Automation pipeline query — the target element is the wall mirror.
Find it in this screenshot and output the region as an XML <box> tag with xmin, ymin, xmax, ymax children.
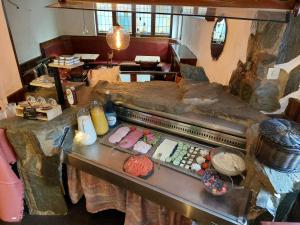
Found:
<box><xmin>211</xmin><ymin>18</ymin><xmax>227</xmax><ymax>60</ymax></box>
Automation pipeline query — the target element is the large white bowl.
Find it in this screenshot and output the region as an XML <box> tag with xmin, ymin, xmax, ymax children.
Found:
<box><xmin>211</xmin><ymin>147</ymin><xmax>246</xmax><ymax>176</ymax></box>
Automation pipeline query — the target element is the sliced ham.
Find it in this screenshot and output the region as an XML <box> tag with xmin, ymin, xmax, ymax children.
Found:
<box><xmin>119</xmin><ymin>130</ymin><xmax>143</xmax><ymax>149</ymax></box>
<box><xmin>108</xmin><ymin>127</ymin><xmax>130</xmax><ymax>144</ymax></box>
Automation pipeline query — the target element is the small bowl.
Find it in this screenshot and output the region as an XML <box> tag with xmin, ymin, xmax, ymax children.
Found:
<box><xmin>202</xmin><ymin>169</ymin><xmax>233</xmax><ymax>196</ymax></box>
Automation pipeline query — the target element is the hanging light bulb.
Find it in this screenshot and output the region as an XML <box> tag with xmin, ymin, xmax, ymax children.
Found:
<box><xmin>106</xmin><ymin>25</ymin><xmax>130</xmax><ymax>51</ymax></box>
<box><xmin>115</xmin><ymin>29</ymin><xmax>121</xmax><ymax>49</ymax></box>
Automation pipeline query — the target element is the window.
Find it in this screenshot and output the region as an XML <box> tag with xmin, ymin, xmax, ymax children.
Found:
<box><xmin>197</xmin><ymin>7</ymin><xmax>208</xmax><ymax>19</ymax></box>
<box><xmin>116</xmin><ymin>4</ymin><xmax>132</xmax><ymax>33</ymax></box>
<box><xmin>116</xmin><ymin>12</ymin><xmax>132</xmax><ymax>33</ymax></box>
<box><xmin>155</xmin><ymin>6</ymin><xmax>172</xmax><ymax>14</ymax></box>
<box><xmin>96</xmin><ymin>4</ymin><xmax>113</xmax><ymax>33</ymax></box>
<box><xmin>116</xmin><ymin>4</ymin><xmax>131</xmax><ymax>11</ymax></box>
<box><xmin>155</xmin><ymin>6</ymin><xmax>172</xmax><ymax>35</ymax></box>
<box><xmin>96</xmin><ymin>4</ymin><xmax>173</xmax><ymax>37</ymax></box>
<box><xmin>198</xmin><ymin>7</ymin><xmax>207</xmax><ymax>15</ymax></box>
<box><xmin>212</xmin><ymin>18</ymin><xmax>227</xmax><ymax>43</ymax></box>
<box><xmin>136</xmin><ymin>5</ymin><xmax>152</xmax><ymax>35</ymax></box>
<box><xmin>120</xmin><ymin>74</ymin><xmax>151</xmax><ymax>82</ymax></box>
<box><xmin>182</xmin><ymin>6</ymin><xmax>194</xmax><ymax>14</ymax></box>
<box><xmin>155</xmin><ymin>14</ymin><xmax>171</xmax><ymax>35</ymax></box>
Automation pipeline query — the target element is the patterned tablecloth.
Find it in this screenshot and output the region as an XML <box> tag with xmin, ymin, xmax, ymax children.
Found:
<box><xmin>68</xmin><ymin>165</ymin><xmax>192</xmax><ymax>225</ymax></box>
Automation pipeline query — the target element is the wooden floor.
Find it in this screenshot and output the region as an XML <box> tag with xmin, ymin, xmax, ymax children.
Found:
<box><xmin>1</xmin><ymin>199</ymin><xmax>125</xmax><ymax>225</ymax></box>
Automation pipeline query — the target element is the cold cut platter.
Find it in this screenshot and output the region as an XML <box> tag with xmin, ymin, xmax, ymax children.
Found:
<box><xmin>100</xmin><ymin>123</ymin><xmax>217</xmax><ymax>180</ymax></box>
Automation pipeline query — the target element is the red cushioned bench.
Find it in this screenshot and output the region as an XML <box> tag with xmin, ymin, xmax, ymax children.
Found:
<box><xmin>40</xmin><ymin>35</ymin><xmax>177</xmax><ymax>72</ymax></box>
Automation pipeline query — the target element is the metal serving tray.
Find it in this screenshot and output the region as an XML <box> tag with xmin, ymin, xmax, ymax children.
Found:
<box><xmin>100</xmin><ymin>122</ymin><xmax>215</xmax><ymax>180</ymax></box>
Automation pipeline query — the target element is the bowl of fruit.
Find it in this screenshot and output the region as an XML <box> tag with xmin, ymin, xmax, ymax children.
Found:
<box><xmin>202</xmin><ymin>169</ymin><xmax>233</xmax><ymax>196</ymax></box>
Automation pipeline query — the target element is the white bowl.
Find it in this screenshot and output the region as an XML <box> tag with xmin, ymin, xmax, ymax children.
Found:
<box><xmin>211</xmin><ymin>147</ymin><xmax>246</xmax><ymax>176</ymax></box>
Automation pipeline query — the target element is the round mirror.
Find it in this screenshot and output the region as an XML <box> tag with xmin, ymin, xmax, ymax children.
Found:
<box><xmin>211</xmin><ymin>18</ymin><xmax>227</xmax><ymax>60</ymax></box>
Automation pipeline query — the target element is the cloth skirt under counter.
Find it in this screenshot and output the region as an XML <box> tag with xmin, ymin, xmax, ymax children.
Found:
<box><xmin>67</xmin><ymin>165</ymin><xmax>192</xmax><ymax>225</ymax></box>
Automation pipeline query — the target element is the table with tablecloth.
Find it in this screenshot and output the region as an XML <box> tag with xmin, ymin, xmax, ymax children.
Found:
<box><xmin>68</xmin><ymin>165</ymin><xmax>192</xmax><ymax>225</ymax></box>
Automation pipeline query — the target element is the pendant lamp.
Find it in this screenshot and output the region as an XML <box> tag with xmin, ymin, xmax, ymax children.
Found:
<box><xmin>106</xmin><ymin>25</ymin><xmax>130</xmax><ymax>51</ymax></box>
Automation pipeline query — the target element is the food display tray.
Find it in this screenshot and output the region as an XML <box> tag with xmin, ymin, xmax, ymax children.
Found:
<box><xmin>100</xmin><ymin>123</ymin><xmax>162</xmax><ymax>157</ymax></box>
<box><xmin>100</xmin><ymin>122</ymin><xmax>215</xmax><ymax>180</ymax></box>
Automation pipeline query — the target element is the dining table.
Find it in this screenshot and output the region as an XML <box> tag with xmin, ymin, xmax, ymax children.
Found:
<box><xmin>135</xmin><ymin>55</ymin><xmax>161</xmax><ymax>63</ymax></box>
<box><xmin>134</xmin><ymin>55</ymin><xmax>162</xmax><ymax>76</ymax></box>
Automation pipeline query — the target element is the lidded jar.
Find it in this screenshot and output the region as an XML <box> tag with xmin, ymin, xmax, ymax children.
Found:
<box><xmin>90</xmin><ymin>100</ymin><xmax>109</xmax><ymax>136</ymax></box>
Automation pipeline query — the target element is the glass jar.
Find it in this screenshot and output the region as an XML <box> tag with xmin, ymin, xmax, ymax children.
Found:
<box><xmin>90</xmin><ymin>100</ymin><xmax>109</xmax><ymax>136</ymax></box>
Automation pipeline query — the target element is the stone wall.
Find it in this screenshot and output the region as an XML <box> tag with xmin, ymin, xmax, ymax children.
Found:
<box><xmin>229</xmin><ymin>15</ymin><xmax>300</xmax><ymax>112</ymax></box>
<box><xmin>276</xmin><ymin>15</ymin><xmax>300</xmax><ymax>95</ymax></box>
<box><xmin>0</xmin><ymin>108</ymin><xmax>78</xmax><ymax>215</ymax></box>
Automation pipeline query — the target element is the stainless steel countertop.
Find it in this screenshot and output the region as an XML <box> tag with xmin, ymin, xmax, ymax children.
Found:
<box><xmin>65</xmin><ymin>138</ymin><xmax>250</xmax><ymax>225</ymax></box>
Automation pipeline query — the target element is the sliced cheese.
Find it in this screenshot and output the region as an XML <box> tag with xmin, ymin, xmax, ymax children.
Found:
<box><xmin>153</xmin><ymin>139</ymin><xmax>178</xmax><ymax>161</ymax></box>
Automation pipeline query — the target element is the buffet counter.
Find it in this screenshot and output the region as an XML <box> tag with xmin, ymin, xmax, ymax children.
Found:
<box><xmin>2</xmin><ymin>82</ymin><xmax>298</xmax><ymax>223</ymax></box>
<box><xmin>64</xmin><ymin>95</ymin><xmax>252</xmax><ymax>225</ymax></box>
<box><xmin>65</xmin><ymin>124</ymin><xmax>250</xmax><ymax>225</ymax></box>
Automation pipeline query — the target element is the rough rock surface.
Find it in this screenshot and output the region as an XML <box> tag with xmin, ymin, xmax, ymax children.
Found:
<box><xmin>229</xmin><ymin>21</ymin><xmax>286</xmax><ymax>112</ymax></box>
<box><xmin>230</xmin><ymin>16</ymin><xmax>300</xmax><ymax>112</ymax></box>
<box><xmin>0</xmin><ymin>108</ymin><xmax>78</xmax><ymax>215</ymax></box>
<box><xmin>249</xmin><ymin>80</ymin><xmax>280</xmax><ymax>112</ymax></box>
<box><xmin>93</xmin><ymin>80</ymin><xmax>267</xmax><ymax>127</ymax></box>
<box><xmin>180</xmin><ymin>63</ymin><xmax>209</xmax><ymax>82</ymax></box>
<box><xmin>276</xmin><ymin>15</ymin><xmax>300</xmax><ymax>95</ymax></box>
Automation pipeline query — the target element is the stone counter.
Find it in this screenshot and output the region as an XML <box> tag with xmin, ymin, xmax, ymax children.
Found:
<box><xmin>92</xmin><ymin>80</ymin><xmax>267</xmax><ymax>128</ymax></box>
<box><xmin>0</xmin><ymin>107</ymin><xmax>79</xmax><ymax>215</ymax></box>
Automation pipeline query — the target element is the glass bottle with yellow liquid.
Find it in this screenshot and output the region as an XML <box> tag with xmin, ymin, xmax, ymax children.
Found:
<box><xmin>90</xmin><ymin>100</ymin><xmax>109</xmax><ymax>136</ymax></box>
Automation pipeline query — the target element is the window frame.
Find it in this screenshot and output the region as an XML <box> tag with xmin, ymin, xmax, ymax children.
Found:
<box><xmin>95</xmin><ymin>10</ymin><xmax>114</xmax><ymax>34</ymax></box>
<box><xmin>95</xmin><ymin>6</ymin><xmax>173</xmax><ymax>38</ymax></box>
<box><xmin>154</xmin><ymin>13</ymin><xmax>173</xmax><ymax>37</ymax></box>
<box><xmin>116</xmin><ymin>11</ymin><xmax>133</xmax><ymax>34</ymax></box>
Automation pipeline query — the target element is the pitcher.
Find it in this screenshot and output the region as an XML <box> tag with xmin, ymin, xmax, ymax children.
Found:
<box><xmin>76</xmin><ymin>108</ymin><xmax>97</xmax><ymax>146</ymax></box>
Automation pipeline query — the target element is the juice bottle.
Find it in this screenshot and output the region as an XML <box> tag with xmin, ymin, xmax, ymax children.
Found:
<box><xmin>90</xmin><ymin>100</ymin><xmax>109</xmax><ymax>136</ymax></box>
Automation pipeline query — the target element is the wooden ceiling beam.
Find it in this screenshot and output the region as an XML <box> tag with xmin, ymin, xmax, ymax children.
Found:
<box><xmin>68</xmin><ymin>0</ymin><xmax>297</xmax><ymax>10</ymax></box>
